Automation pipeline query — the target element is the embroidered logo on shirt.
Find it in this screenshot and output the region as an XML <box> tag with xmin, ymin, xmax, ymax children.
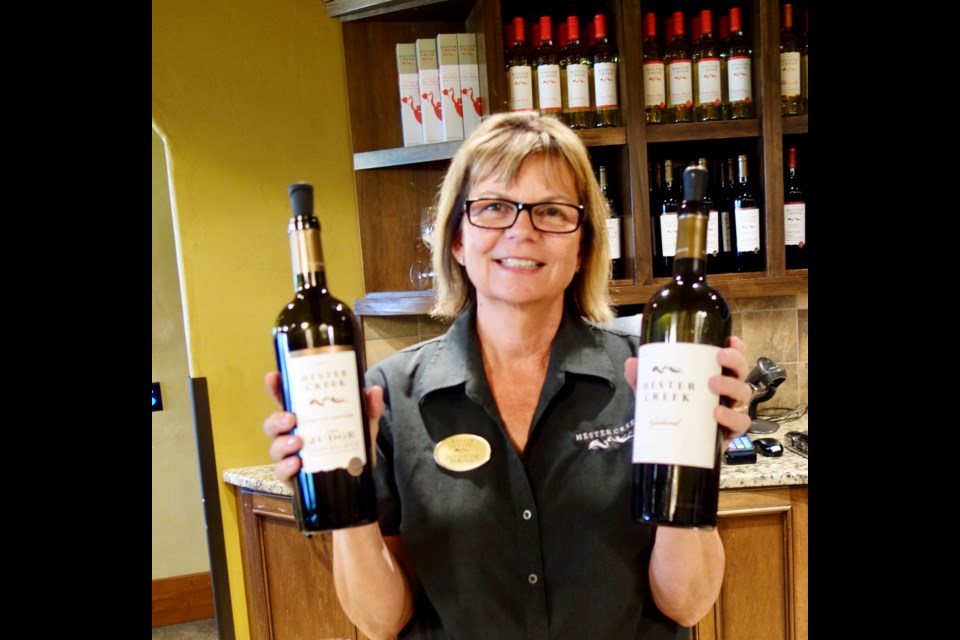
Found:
<box><xmin>574</xmin><ymin>419</ymin><xmax>635</xmax><ymax>450</ymax></box>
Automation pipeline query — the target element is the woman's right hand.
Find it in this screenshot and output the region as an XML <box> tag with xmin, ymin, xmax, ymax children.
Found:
<box><xmin>262</xmin><ymin>372</ymin><xmax>386</xmax><ymax>486</ymax></box>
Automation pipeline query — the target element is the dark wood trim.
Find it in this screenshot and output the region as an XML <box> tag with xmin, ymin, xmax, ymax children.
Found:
<box><xmin>152</xmin><ymin>572</ymin><xmax>215</xmax><ymax>628</ymax></box>
<box><xmin>190</xmin><ymin>376</ymin><xmax>236</xmax><ymax>639</ymax></box>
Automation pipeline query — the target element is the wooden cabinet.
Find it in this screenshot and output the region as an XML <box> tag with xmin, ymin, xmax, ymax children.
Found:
<box><xmin>325</xmin><ymin>0</ymin><xmax>808</xmax><ymax>316</ymax></box>
<box><xmin>234</xmin><ymin>483</ymin><xmax>807</xmax><ymax>639</ymax></box>
<box><xmin>235</xmin><ymin>489</ymin><xmax>369</xmax><ymax>640</ymax></box>
<box><xmin>695</xmin><ymin>486</ymin><xmax>808</xmax><ymax>640</ymax></box>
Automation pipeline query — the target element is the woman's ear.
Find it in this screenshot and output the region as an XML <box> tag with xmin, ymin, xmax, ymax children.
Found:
<box><xmin>452</xmin><ymin>235</ymin><xmax>464</xmax><ymax>265</ymax></box>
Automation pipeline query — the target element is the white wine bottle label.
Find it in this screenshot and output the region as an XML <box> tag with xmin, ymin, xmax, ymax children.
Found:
<box><xmin>643</xmin><ymin>61</ymin><xmax>665</xmax><ymax>108</ymax></box>
<box><xmin>508</xmin><ymin>65</ymin><xmax>534</xmax><ymax>111</ymax></box>
<box><xmin>660</xmin><ymin>212</ymin><xmax>678</xmax><ymax>257</ymax></box>
<box><xmin>696</xmin><ymin>58</ymin><xmax>722</xmax><ymax>105</ymax></box>
<box><xmin>734</xmin><ymin>206</ymin><xmax>760</xmax><ymax>253</ymax></box>
<box><xmin>667</xmin><ymin>60</ymin><xmax>692</xmax><ymax>107</ymax></box>
<box><xmin>727</xmin><ymin>56</ymin><xmax>752</xmax><ymax>102</ymax></box>
<box><xmin>707</xmin><ymin>209</ymin><xmax>719</xmax><ymax>256</ymax></box>
<box><xmin>784</xmin><ymin>202</ymin><xmax>806</xmax><ymax>245</ymax></box>
<box><xmin>605</xmin><ymin>217</ymin><xmax>622</xmax><ymax>260</ymax></box>
<box><xmin>780</xmin><ymin>52</ymin><xmax>800</xmax><ymax>97</ymax></box>
<box><xmin>286</xmin><ymin>347</ymin><xmax>367</xmax><ymax>475</ymax></box>
<box><xmin>632</xmin><ymin>342</ymin><xmax>722</xmax><ymax>469</ymax></box>
<box><xmin>536</xmin><ymin>64</ymin><xmax>562</xmax><ymax>111</ymax></box>
<box><xmin>566</xmin><ymin>64</ymin><xmax>591</xmax><ymax>110</ymax></box>
<box><xmin>594</xmin><ymin>62</ymin><xmax>618</xmax><ymax>108</ymax></box>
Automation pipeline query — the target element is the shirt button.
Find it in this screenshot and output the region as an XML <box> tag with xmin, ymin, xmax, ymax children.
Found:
<box><xmin>528</xmin><ymin>573</ymin><xmax>538</xmax><ymax>584</ymax></box>
<box><xmin>522</xmin><ymin>509</ymin><xmax>532</xmax><ymax>520</ymax></box>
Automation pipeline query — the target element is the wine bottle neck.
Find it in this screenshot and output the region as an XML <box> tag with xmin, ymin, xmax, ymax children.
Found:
<box><xmin>289</xmin><ymin>215</ymin><xmax>328</xmax><ymax>292</ymax></box>
<box><xmin>673</xmin><ymin>210</ymin><xmax>708</xmax><ymax>281</ymax></box>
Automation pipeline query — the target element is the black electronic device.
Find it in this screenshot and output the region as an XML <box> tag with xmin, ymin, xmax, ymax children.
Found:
<box><xmin>724</xmin><ymin>434</ymin><xmax>757</xmax><ymax>464</ymax></box>
<box><xmin>753</xmin><ymin>437</ymin><xmax>784</xmax><ymax>457</ymax></box>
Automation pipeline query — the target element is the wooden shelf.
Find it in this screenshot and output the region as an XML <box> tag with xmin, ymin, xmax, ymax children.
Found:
<box><xmin>354</xmin><ymin>141</ymin><xmax>463</xmax><ymax>170</ymax></box>
<box><xmin>645</xmin><ymin>119</ymin><xmax>762</xmax><ymax>143</ymax></box>
<box><xmin>355</xmin><ymin>271</ymin><xmax>808</xmax><ymax>317</ymax></box>
<box><xmin>355</xmin><ymin>128</ymin><xmax>626</xmax><ymax>170</ymax></box>
<box><xmin>782</xmin><ymin>114</ymin><xmax>809</xmax><ymax>135</ymax></box>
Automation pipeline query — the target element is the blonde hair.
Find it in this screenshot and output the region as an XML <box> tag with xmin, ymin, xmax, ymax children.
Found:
<box><xmin>428</xmin><ymin>111</ymin><xmax>615</xmax><ymax>324</ymax></box>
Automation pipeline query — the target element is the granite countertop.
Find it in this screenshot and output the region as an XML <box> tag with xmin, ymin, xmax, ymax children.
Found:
<box><xmin>224</xmin><ymin>414</ymin><xmax>808</xmax><ymax>496</ymax></box>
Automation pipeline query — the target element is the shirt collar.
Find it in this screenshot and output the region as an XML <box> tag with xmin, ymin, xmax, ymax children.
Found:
<box><xmin>415</xmin><ymin>302</ymin><xmax>618</xmax><ymax>403</ymax></box>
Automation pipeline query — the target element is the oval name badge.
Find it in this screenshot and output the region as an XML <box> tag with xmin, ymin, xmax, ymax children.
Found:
<box><xmin>433</xmin><ymin>434</ymin><xmax>491</xmax><ymax>472</ymax></box>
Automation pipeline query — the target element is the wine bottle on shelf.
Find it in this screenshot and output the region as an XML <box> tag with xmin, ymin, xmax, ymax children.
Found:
<box><xmin>698</xmin><ymin>157</ymin><xmax>722</xmax><ymax>274</ymax></box>
<box><xmin>717</xmin><ymin>158</ymin><xmax>736</xmax><ymax>272</ymax></box>
<box><xmin>731</xmin><ymin>154</ymin><xmax>765</xmax><ymax>273</ymax></box>
<box><xmin>592</xmin><ymin>13</ymin><xmax>621</xmax><ymax>127</ymax></box>
<box><xmin>653</xmin><ymin>158</ymin><xmax>680</xmax><ymax>278</ymax></box>
<box><xmin>784</xmin><ymin>145</ymin><xmax>807</xmax><ymax>269</ymax></box>
<box><xmin>801</xmin><ymin>6</ymin><xmax>809</xmax><ymax>114</ymax></box>
<box><xmin>780</xmin><ymin>3</ymin><xmax>803</xmax><ymax>116</ymax></box>
<box><xmin>693</xmin><ymin>9</ymin><xmax>722</xmax><ymax>122</ymax></box>
<box><xmin>632</xmin><ymin>164</ymin><xmax>732</xmax><ymax>530</ymax></box>
<box><xmin>273</xmin><ymin>182</ymin><xmax>378</xmax><ymax>535</ymax></box>
<box><xmin>649</xmin><ymin>160</ymin><xmax>663</xmax><ymax>272</ymax></box>
<box><xmin>726</xmin><ymin>7</ymin><xmax>755</xmax><ymax>120</ymax></box>
<box><xmin>717</xmin><ymin>12</ymin><xmax>730</xmax><ymax>120</ymax></box>
<box><xmin>534</xmin><ymin>16</ymin><xmax>562</xmax><ymax>118</ymax></box>
<box><xmin>560</xmin><ymin>15</ymin><xmax>593</xmax><ymax>129</ymax></box>
<box><xmin>642</xmin><ymin>11</ymin><xmax>666</xmax><ymax>125</ymax></box>
<box><xmin>505</xmin><ymin>17</ymin><xmax>534</xmax><ymax>112</ymax></box>
<box><xmin>599</xmin><ymin>165</ymin><xmax>625</xmax><ymax>280</ymax></box>
<box><xmin>665</xmin><ymin>11</ymin><xmax>693</xmax><ymax>124</ymax></box>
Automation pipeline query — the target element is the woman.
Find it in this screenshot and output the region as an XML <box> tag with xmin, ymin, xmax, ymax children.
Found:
<box><xmin>264</xmin><ymin>111</ymin><xmax>753</xmax><ymax>639</ymax></box>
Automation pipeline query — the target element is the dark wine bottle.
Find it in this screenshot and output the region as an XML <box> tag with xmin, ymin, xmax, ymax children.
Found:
<box><xmin>653</xmin><ymin>158</ymin><xmax>680</xmax><ymax>278</ymax></box>
<box><xmin>784</xmin><ymin>145</ymin><xmax>807</xmax><ymax>269</ymax></box>
<box><xmin>273</xmin><ymin>182</ymin><xmax>378</xmax><ymax>534</ymax></box>
<box><xmin>632</xmin><ymin>165</ymin><xmax>732</xmax><ymax>529</ymax></box>
<box><xmin>731</xmin><ymin>154</ymin><xmax>765</xmax><ymax>272</ymax></box>
<box><xmin>718</xmin><ymin>158</ymin><xmax>736</xmax><ymax>271</ymax></box>
<box><xmin>698</xmin><ymin>157</ymin><xmax>723</xmax><ymax>274</ymax></box>
<box><xmin>599</xmin><ymin>165</ymin><xmax>624</xmax><ymax>279</ymax></box>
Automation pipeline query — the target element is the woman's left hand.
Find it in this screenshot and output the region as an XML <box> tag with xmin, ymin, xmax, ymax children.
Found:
<box><xmin>624</xmin><ymin>336</ymin><xmax>753</xmax><ymax>445</ymax></box>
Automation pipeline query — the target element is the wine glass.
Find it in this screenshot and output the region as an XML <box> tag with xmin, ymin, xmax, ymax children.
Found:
<box><xmin>409</xmin><ymin>206</ymin><xmax>437</xmax><ymax>290</ymax></box>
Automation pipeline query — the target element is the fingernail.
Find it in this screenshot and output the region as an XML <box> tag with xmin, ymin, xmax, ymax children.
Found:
<box><xmin>286</xmin><ymin>437</ymin><xmax>297</xmax><ymax>447</ymax></box>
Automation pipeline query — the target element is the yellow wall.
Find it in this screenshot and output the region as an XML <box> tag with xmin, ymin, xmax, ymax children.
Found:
<box><xmin>153</xmin><ymin>129</ymin><xmax>210</xmax><ymax>579</ymax></box>
<box><xmin>152</xmin><ymin>0</ymin><xmax>361</xmax><ymax>635</ymax></box>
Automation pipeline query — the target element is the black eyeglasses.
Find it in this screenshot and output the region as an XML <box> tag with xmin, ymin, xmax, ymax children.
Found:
<box><xmin>462</xmin><ymin>199</ymin><xmax>585</xmax><ymax>233</ymax></box>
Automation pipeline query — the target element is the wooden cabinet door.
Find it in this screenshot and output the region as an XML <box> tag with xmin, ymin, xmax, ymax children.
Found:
<box><xmin>695</xmin><ymin>487</ymin><xmax>807</xmax><ymax>640</ymax></box>
<box><xmin>237</xmin><ymin>489</ymin><xmax>368</xmax><ymax>640</ymax></box>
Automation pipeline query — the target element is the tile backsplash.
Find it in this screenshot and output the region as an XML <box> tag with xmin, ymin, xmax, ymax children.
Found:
<box><xmin>362</xmin><ymin>292</ymin><xmax>808</xmax><ymax>410</ymax></box>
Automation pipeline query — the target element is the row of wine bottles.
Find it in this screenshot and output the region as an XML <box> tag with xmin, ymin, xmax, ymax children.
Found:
<box><xmin>505</xmin><ymin>14</ymin><xmax>621</xmax><ymax>128</ymax></box>
<box><xmin>648</xmin><ymin>149</ymin><xmax>806</xmax><ymax>275</ymax></box>
<box><xmin>643</xmin><ymin>2</ymin><xmax>808</xmax><ymax>123</ymax></box>
<box><xmin>504</xmin><ymin>3</ymin><xmax>809</xmax><ymax>130</ymax></box>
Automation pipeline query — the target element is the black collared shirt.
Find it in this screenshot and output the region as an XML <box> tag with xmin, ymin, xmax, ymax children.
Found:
<box><xmin>366</xmin><ymin>304</ymin><xmax>686</xmax><ymax>639</ymax></box>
